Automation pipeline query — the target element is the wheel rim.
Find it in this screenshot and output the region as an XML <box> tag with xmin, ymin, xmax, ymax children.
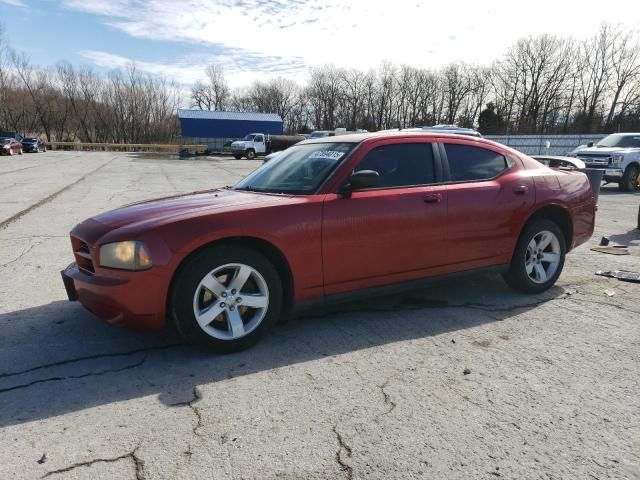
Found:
<box><xmin>192</xmin><ymin>263</ymin><xmax>269</xmax><ymax>340</ymax></box>
<box><xmin>525</xmin><ymin>230</ymin><xmax>561</xmax><ymax>284</ymax></box>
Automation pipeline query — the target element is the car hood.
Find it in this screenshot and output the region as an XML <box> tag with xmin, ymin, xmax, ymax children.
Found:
<box><xmin>573</xmin><ymin>146</ymin><xmax>635</xmax><ymax>155</ymax></box>
<box><xmin>92</xmin><ymin>188</ymin><xmax>290</xmax><ymax>230</ymax></box>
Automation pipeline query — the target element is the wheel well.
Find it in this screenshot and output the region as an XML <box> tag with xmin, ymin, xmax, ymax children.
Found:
<box><xmin>167</xmin><ymin>236</ymin><xmax>295</xmax><ymax>317</ymax></box>
<box><xmin>524</xmin><ymin>205</ymin><xmax>573</xmax><ymax>250</ymax></box>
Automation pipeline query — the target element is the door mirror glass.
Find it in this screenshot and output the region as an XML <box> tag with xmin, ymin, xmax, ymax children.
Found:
<box><xmin>347</xmin><ymin>170</ymin><xmax>379</xmax><ymax>190</ymax></box>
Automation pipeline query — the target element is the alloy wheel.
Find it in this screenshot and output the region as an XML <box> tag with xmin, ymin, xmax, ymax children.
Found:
<box><xmin>192</xmin><ymin>263</ymin><xmax>269</xmax><ymax>340</ymax></box>
<box><xmin>525</xmin><ymin>230</ymin><xmax>561</xmax><ymax>284</ymax></box>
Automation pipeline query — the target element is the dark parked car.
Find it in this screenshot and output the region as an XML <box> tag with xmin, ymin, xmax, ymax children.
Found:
<box><xmin>62</xmin><ymin>132</ymin><xmax>595</xmax><ymax>353</ymax></box>
<box><xmin>21</xmin><ymin>137</ymin><xmax>46</xmax><ymax>153</ymax></box>
<box><xmin>0</xmin><ymin>137</ymin><xmax>23</xmax><ymax>156</ymax></box>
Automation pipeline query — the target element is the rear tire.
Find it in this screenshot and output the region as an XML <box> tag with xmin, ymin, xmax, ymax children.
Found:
<box><xmin>619</xmin><ymin>164</ymin><xmax>639</xmax><ymax>192</ymax></box>
<box><xmin>503</xmin><ymin>219</ymin><xmax>566</xmax><ymax>293</ymax></box>
<box><xmin>18</xmin><ymin>148</ymin><xmax>22</xmax><ymax>155</ymax></box>
<box><xmin>170</xmin><ymin>245</ymin><xmax>283</xmax><ymax>353</ymax></box>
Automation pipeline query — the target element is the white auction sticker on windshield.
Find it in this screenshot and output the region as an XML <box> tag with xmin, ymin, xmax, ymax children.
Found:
<box><xmin>309</xmin><ymin>150</ymin><xmax>345</xmax><ymax>161</ymax></box>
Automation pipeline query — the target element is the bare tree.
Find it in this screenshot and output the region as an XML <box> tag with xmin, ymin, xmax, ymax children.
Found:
<box><xmin>605</xmin><ymin>30</ymin><xmax>640</xmax><ymax>129</ymax></box>
<box><xmin>191</xmin><ymin>64</ymin><xmax>230</xmax><ymax>111</ymax></box>
<box><xmin>578</xmin><ymin>23</ymin><xmax>615</xmax><ymax>132</ymax></box>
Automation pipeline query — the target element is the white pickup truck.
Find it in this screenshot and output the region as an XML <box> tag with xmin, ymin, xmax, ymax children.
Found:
<box><xmin>231</xmin><ymin>133</ymin><xmax>267</xmax><ymax>159</ymax></box>
<box><xmin>231</xmin><ymin>133</ymin><xmax>305</xmax><ymax>160</ymax></box>
<box><xmin>569</xmin><ymin>133</ymin><xmax>640</xmax><ymax>191</ymax></box>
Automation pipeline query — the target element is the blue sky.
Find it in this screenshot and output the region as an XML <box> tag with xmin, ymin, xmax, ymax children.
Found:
<box><xmin>1</xmin><ymin>0</ymin><xmax>639</xmax><ymax>88</ymax></box>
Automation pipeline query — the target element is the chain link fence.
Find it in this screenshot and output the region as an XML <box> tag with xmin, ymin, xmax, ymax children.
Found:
<box><xmin>485</xmin><ymin>135</ymin><xmax>607</xmax><ymax>155</ymax></box>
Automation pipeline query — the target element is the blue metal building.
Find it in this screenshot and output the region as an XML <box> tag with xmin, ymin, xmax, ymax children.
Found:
<box><xmin>178</xmin><ymin>110</ymin><xmax>283</xmax><ymax>151</ymax></box>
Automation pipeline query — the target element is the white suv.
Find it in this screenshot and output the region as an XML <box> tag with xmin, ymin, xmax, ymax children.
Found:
<box><xmin>569</xmin><ymin>133</ymin><xmax>640</xmax><ymax>191</ymax></box>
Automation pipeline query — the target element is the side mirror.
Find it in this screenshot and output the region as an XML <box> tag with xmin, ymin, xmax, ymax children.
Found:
<box><xmin>340</xmin><ymin>170</ymin><xmax>379</xmax><ymax>195</ymax></box>
<box><xmin>587</xmin><ymin>142</ymin><xmax>594</xmax><ymax>147</ymax></box>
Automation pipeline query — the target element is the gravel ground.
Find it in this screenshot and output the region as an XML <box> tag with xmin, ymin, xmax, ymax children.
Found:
<box><xmin>0</xmin><ymin>152</ymin><xmax>638</xmax><ymax>480</ymax></box>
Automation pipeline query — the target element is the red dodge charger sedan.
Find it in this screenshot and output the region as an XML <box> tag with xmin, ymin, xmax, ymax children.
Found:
<box><xmin>62</xmin><ymin>132</ymin><xmax>595</xmax><ymax>352</ymax></box>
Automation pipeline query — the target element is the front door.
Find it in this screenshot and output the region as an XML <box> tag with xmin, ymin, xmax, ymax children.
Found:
<box><xmin>322</xmin><ymin>141</ymin><xmax>448</xmax><ymax>294</ymax></box>
<box><xmin>253</xmin><ymin>135</ymin><xmax>265</xmax><ymax>154</ymax></box>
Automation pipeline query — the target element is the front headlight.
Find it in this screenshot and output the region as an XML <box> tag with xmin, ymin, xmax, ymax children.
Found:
<box><xmin>99</xmin><ymin>241</ymin><xmax>152</xmax><ymax>270</ymax></box>
<box><xmin>611</xmin><ymin>154</ymin><xmax>624</xmax><ymax>167</ymax></box>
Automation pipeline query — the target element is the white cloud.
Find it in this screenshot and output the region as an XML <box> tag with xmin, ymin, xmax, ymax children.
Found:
<box><xmin>79</xmin><ymin>49</ymin><xmax>309</xmax><ymax>88</ymax></box>
<box><xmin>80</xmin><ymin>50</ymin><xmax>207</xmax><ymax>84</ymax></box>
<box><xmin>1</xmin><ymin>0</ymin><xmax>26</xmax><ymax>6</ymax></box>
<box><xmin>69</xmin><ymin>0</ymin><xmax>640</xmax><ymax>85</ymax></box>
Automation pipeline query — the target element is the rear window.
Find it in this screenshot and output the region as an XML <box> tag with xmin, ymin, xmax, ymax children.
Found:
<box><xmin>444</xmin><ymin>144</ymin><xmax>509</xmax><ymax>182</ymax></box>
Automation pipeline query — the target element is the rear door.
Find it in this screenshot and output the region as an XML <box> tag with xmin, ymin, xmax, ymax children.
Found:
<box><xmin>322</xmin><ymin>140</ymin><xmax>448</xmax><ymax>294</ymax></box>
<box><xmin>441</xmin><ymin>141</ymin><xmax>534</xmax><ymax>267</ymax></box>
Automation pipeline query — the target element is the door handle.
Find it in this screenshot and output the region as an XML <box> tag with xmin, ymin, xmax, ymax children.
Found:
<box><xmin>423</xmin><ymin>193</ymin><xmax>442</xmax><ymax>204</ymax></box>
<box><xmin>513</xmin><ymin>185</ymin><xmax>528</xmax><ymax>195</ymax></box>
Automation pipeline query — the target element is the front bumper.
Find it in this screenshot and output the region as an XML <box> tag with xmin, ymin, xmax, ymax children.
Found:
<box><xmin>583</xmin><ymin>165</ymin><xmax>623</xmax><ymax>182</ymax></box>
<box><xmin>603</xmin><ymin>168</ymin><xmax>623</xmax><ymax>181</ymax></box>
<box><xmin>60</xmin><ymin>262</ymin><xmax>166</xmax><ymax>330</ymax></box>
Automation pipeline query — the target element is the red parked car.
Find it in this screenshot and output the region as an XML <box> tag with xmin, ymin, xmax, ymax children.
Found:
<box><xmin>61</xmin><ymin>132</ymin><xmax>595</xmax><ymax>352</ymax></box>
<box><xmin>1</xmin><ymin>137</ymin><xmax>23</xmax><ymax>155</ymax></box>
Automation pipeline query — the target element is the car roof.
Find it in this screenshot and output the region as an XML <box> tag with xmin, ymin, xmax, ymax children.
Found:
<box><xmin>297</xmin><ymin>130</ymin><xmax>492</xmax><ymax>146</ymax></box>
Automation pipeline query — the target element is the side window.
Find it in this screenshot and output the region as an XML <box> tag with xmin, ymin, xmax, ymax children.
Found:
<box><xmin>444</xmin><ymin>144</ymin><xmax>509</xmax><ymax>182</ymax></box>
<box><xmin>254</xmin><ymin>135</ymin><xmax>264</xmax><ymax>143</ymax></box>
<box><xmin>355</xmin><ymin>143</ymin><xmax>435</xmax><ymax>188</ymax></box>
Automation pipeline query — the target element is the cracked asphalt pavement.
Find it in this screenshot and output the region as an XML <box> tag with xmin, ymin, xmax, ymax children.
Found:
<box><xmin>1</xmin><ymin>152</ymin><xmax>639</xmax><ymax>479</ymax></box>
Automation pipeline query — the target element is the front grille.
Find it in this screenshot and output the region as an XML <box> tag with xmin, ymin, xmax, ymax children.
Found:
<box><xmin>72</xmin><ymin>236</ymin><xmax>95</xmax><ymax>274</ymax></box>
<box><xmin>577</xmin><ymin>154</ymin><xmax>612</xmax><ymax>165</ymax></box>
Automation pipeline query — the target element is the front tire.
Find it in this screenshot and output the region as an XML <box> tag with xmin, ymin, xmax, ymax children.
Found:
<box><xmin>170</xmin><ymin>245</ymin><xmax>283</xmax><ymax>353</ymax></box>
<box><xmin>18</xmin><ymin>148</ymin><xmax>22</xmax><ymax>155</ymax></box>
<box><xmin>246</xmin><ymin>149</ymin><xmax>256</xmax><ymax>160</ymax></box>
<box><xmin>619</xmin><ymin>164</ymin><xmax>639</xmax><ymax>192</ymax></box>
<box><xmin>233</xmin><ymin>154</ymin><xmax>243</xmax><ymax>160</ymax></box>
<box><xmin>503</xmin><ymin>219</ymin><xmax>566</xmax><ymax>293</ymax></box>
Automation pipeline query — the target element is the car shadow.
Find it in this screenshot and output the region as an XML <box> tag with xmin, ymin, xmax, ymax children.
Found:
<box><xmin>605</xmin><ymin>228</ymin><xmax>640</xmax><ymax>247</ymax></box>
<box><xmin>598</xmin><ymin>184</ymin><xmax>640</xmax><ymax>196</ymax></box>
<box><xmin>0</xmin><ymin>273</ymin><xmax>566</xmax><ymax>427</ymax></box>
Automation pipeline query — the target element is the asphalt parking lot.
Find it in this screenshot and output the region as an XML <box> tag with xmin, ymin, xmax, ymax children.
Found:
<box><xmin>0</xmin><ymin>151</ymin><xmax>638</xmax><ymax>480</ymax></box>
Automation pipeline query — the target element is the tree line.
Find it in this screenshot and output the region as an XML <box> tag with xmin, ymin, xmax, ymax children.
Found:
<box><xmin>0</xmin><ymin>25</ymin><xmax>180</xmax><ymax>143</ymax></box>
<box><xmin>195</xmin><ymin>23</ymin><xmax>640</xmax><ymax>136</ymax></box>
<box><xmin>2</xmin><ymin>22</ymin><xmax>640</xmax><ymax>142</ymax></box>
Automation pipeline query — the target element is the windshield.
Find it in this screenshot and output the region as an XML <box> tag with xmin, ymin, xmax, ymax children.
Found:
<box><xmin>241</xmin><ymin>134</ymin><xmax>255</xmax><ymax>141</ymax></box>
<box><xmin>0</xmin><ymin>138</ymin><xmax>10</xmax><ymax>144</ymax></box>
<box><xmin>235</xmin><ymin>142</ymin><xmax>355</xmax><ymax>194</ymax></box>
<box><xmin>596</xmin><ymin>134</ymin><xmax>640</xmax><ymax>148</ymax></box>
